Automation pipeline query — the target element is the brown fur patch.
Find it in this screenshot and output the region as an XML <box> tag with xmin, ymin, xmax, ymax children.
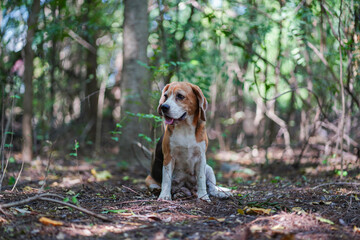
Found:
<box><xmin>195</xmin><ymin>121</ymin><xmax>208</xmax><ymax>146</ymax></box>
<box><xmin>162</xmin><ymin>125</ymin><xmax>173</xmax><ymax>166</ymax></box>
<box><xmin>145</xmin><ymin>175</ymin><xmax>160</xmax><ymax>187</ymax></box>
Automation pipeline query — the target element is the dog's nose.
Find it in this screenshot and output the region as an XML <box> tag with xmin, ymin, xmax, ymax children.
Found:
<box><xmin>161</xmin><ymin>104</ymin><xmax>170</xmax><ymax>113</ymax></box>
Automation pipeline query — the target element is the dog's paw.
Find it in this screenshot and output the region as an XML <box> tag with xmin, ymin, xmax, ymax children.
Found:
<box><xmin>158</xmin><ymin>193</ymin><xmax>172</xmax><ymax>201</ymax></box>
<box><xmin>197</xmin><ymin>191</ymin><xmax>211</xmax><ymax>202</ymax></box>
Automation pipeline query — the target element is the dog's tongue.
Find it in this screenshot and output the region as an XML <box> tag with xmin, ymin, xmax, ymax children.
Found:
<box><xmin>165</xmin><ymin>117</ymin><xmax>174</xmax><ymax>125</ymax></box>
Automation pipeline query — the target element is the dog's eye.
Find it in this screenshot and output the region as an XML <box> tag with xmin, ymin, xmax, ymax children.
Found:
<box><xmin>164</xmin><ymin>94</ymin><xmax>168</xmax><ymax>100</ymax></box>
<box><xmin>176</xmin><ymin>93</ymin><xmax>185</xmax><ymax>100</ymax></box>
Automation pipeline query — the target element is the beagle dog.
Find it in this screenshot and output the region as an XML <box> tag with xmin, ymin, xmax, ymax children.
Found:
<box><xmin>145</xmin><ymin>82</ymin><xmax>231</xmax><ymax>202</ymax></box>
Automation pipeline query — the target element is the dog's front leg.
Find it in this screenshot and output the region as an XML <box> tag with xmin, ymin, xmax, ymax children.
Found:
<box><xmin>158</xmin><ymin>157</ymin><xmax>174</xmax><ymax>201</ymax></box>
<box><xmin>196</xmin><ymin>153</ymin><xmax>211</xmax><ymax>202</ymax></box>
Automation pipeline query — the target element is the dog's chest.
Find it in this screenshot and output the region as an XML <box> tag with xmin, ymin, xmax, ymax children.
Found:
<box><xmin>169</xmin><ymin>126</ymin><xmax>205</xmax><ymax>177</ymax></box>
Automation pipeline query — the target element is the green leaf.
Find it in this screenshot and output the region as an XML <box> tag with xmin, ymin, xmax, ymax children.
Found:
<box><xmin>72</xmin><ymin>193</ymin><xmax>79</xmax><ymax>205</ymax></box>
<box><xmin>102</xmin><ymin>209</ymin><xmax>128</xmax><ymax>214</ymax></box>
<box><xmin>69</xmin><ymin>153</ymin><xmax>77</xmax><ymax>157</ymax></box>
<box><xmin>8</xmin><ymin>176</ymin><xmax>15</xmax><ymax>185</ymax></box>
<box><xmin>138</xmin><ymin>133</ymin><xmax>152</xmax><ymax>143</ymax></box>
<box><xmin>8</xmin><ymin>157</ymin><xmax>15</xmax><ymax>163</ymax></box>
<box><xmin>316</xmin><ymin>216</ymin><xmax>334</xmax><ymax>225</ymax></box>
<box><xmin>10</xmin><ymin>95</ymin><xmax>20</xmax><ymax>99</ymax></box>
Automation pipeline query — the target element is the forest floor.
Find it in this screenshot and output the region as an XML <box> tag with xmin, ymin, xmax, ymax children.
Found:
<box><xmin>0</xmin><ymin>146</ymin><xmax>360</xmax><ymax>240</ymax></box>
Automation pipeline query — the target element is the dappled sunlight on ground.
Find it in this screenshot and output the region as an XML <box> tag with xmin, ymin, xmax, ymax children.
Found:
<box><xmin>0</xmin><ymin>148</ymin><xmax>359</xmax><ymax>239</ymax></box>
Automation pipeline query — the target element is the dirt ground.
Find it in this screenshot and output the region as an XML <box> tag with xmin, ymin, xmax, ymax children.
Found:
<box><xmin>0</xmin><ymin>146</ymin><xmax>360</xmax><ymax>240</ymax></box>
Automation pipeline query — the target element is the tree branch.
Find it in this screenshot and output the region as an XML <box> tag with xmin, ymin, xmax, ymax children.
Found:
<box><xmin>0</xmin><ymin>193</ymin><xmax>111</xmax><ymax>222</ymax></box>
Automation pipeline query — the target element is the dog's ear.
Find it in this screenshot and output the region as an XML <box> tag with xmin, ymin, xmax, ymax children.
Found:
<box><xmin>157</xmin><ymin>84</ymin><xmax>170</xmax><ymax>116</ymax></box>
<box><xmin>191</xmin><ymin>84</ymin><xmax>208</xmax><ymax>121</ymax></box>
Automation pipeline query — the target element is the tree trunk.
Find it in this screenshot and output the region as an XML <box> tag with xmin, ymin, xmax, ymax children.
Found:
<box><xmin>22</xmin><ymin>0</ymin><xmax>41</xmax><ymax>162</ymax></box>
<box><xmin>83</xmin><ymin>0</ymin><xmax>99</xmax><ymax>144</ymax></box>
<box><xmin>84</xmin><ymin>43</ymin><xmax>98</xmax><ymax>143</ymax></box>
<box><xmin>120</xmin><ymin>0</ymin><xmax>149</xmax><ymax>161</ymax></box>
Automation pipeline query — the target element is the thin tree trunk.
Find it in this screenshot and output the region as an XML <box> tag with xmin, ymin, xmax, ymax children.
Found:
<box><xmin>95</xmin><ymin>79</ymin><xmax>106</xmax><ymax>153</ymax></box>
<box><xmin>22</xmin><ymin>0</ymin><xmax>41</xmax><ymax>162</ymax></box>
<box><xmin>120</xmin><ymin>0</ymin><xmax>149</xmax><ymax>161</ymax></box>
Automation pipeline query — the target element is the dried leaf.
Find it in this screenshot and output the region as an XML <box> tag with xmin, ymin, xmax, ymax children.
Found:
<box><xmin>23</xmin><ymin>186</ymin><xmax>36</xmax><ymax>192</ymax></box>
<box><xmin>354</xmin><ymin>226</ymin><xmax>360</xmax><ymax>233</ymax></box>
<box><xmin>91</xmin><ymin>169</ymin><xmax>112</xmax><ymax>181</ymax></box>
<box><xmin>39</xmin><ymin>217</ymin><xmax>64</xmax><ymax>226</ymax></box>
<box><xmin>316</xmin><ymin>216</ymin><xmax>334</xmax><ymax>225</ymax></box>
<box><xmin>271</xmin><ymin>224</ymin><xmax>285</xmax><ymax>230</ymax></box>
<box><xmin>291</xmin><ymin>207</ymin><xmax>306</xmax><ymax>214</ymax></box>
<box><xmin>250</xmin><ymin>224</ymin><xmax>263</xmax><ymax>233</ymax></box>
<box><xmin>244</xmin><ymin>207</ymin><xmax>272</xmax><ymax>215</ymax></box>
<box><xmin>237</xmin><ymin>208</ymin><xmax>245</xmax><ymax>215</ymax></box>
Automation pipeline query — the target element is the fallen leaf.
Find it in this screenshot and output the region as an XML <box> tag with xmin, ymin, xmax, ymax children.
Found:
<box><xmin>244</xmin><ymin>207</ymin><xmax>272</xmax><ymax>215</ymax></box>
<box><xmin>250</xmin><ymin>224</ymin><xmax>263</xmax><ymax>233</ymax></box>
<box><xmin>91</xmin><ymin>169</ymin><xmax>112</xmax><ymax>181</ymax></box>
<box><xmin>291</xmin><ymin>207</ymin><xmax>306</xmax><ymax>215</ymax></box>
<box><xmin>271</xmin><ymin>224</ymin><xmax>285</xmax><ymax>231</ymax></box>
<box><xmin>23</xmin><ymin>186</ymin><xmax>36</xmax><ymax>192</ymax></box>
<box><xmin>354</xmin><ymin>226</ymin><xmax>360</xmax><ymax>233</ymax></box>
<box><xmin>237</xmin><ymin>208</ymin><xmax>245</xmax><ymax>215</ymax></box>
<box><xmin>316</xmin><ymin>216</ymin><xmax>334</xmax><ymax>225</ymax></box>
<box><xmin>39</xmin><ymin>217</ymin><xmax>64</xmax><ymax>226</ymax></box>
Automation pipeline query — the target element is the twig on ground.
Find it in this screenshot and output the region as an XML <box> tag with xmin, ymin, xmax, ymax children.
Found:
<box><xmin>11</xmin><ymin>157</ymin><xmax>25</xmax><ymax>191</ymax></box>
<box><xmin>0</xmin><ymin>193</ymin><xmax>111</xmax><ymax>222</ymax></box>
<box><xmin>38</xmin><ymin>197</ymin><xmax>111</xmax><ymax>222</ymax></box>
<box><xmin>312</xmin><ymin>182</ymin><xmax>360</xmax><ymax>190</ymax></box>
<box><xmin>122</xmin><ymin>185</ymin><xmax>143</xmax><ymax>196</ymax></box>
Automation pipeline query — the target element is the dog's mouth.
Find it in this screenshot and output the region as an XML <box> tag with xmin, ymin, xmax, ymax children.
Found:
<box><xmin>164</xmin><ymin>112</ymin><xmax>187</xmax><ymax>125</ymax></box>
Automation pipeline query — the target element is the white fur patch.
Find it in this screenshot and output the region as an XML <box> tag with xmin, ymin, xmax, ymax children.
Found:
<box><xmin>163</xmin><ymin>94</ymin><xmax>185</xmax><ymax>119</ymax></box>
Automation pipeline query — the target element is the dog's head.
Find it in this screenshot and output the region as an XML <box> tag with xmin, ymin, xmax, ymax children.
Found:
<box><xmin>157</xmin><ymin>82</ymin><xmax>208</xmax><ymax>125</ymax></box>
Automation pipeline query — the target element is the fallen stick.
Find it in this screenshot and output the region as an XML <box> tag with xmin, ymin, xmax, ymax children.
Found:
<box><xmin>38</xmin><ymin>197</ymin><xmax>111</xmax><ymax>222</ymax></box>
<box><xmin>0</xmin><ymin>193</ymin><xmax>111</xmax><ymax>222</ymax></box>
<box><xmin>312</xmin><ymin>182</ymin><xmax>360</xmax><ymax>190</ymax></box>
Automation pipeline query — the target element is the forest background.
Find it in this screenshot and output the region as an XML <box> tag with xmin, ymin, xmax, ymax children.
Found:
<box><xmin>0</xmin><ymin>0</ymin><xmax>359</xmax><ymax>238</ymax></box>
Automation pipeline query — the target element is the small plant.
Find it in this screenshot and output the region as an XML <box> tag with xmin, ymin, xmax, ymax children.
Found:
<box><xmin>270</xmin><ymin>176</ymin><xmax>283</xmax><ymax>183</ymax></box>
<box><xmin>110</xmin><ymin>123</ymin><xmax>123</xmax><ymax>142</ymax></box>
<box><xmin>63</xmin><ymin>193</ymin><xmax>80</xmax><ymax>206</ymax></box>
<box><xmin>335</xmin><ymin>169</ymin><xmax>348</xmax><ymax>177</ymax></box>
<box><xmin>69</xmin><ymin>140</ymin><xmax>79</xmax><ymax>157</ymax></box>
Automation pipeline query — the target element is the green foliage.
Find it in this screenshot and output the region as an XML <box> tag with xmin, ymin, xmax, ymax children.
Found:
<box><xmin>69</xmin><ymin>140</ymin><xmax>79</xmax><ymax>157</ymax></box>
